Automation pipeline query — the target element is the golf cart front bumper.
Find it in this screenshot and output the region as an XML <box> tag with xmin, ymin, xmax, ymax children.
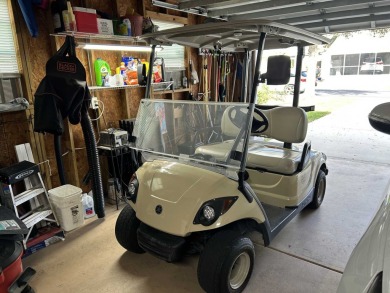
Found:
<box><xmin>137</xmin><ymin>223</ymin><xmax>186</xmax><ymax>262</ymax></box>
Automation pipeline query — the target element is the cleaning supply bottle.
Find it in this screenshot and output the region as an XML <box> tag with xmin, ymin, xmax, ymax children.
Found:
<box><xmin>82</xmin><ymin>192</ymin><xmax>95</xmax><ymax>219</ymax></box>
<box><xmin>94</xmin><ymin>58</ymin><xmax>111</xmax><ymax>86</ymax></box>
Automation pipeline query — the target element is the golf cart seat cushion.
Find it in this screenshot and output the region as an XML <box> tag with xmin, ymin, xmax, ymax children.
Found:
<box><xmin>196</xmin><ymin>142</ymin><xmax>301</xmax><ymax>174</ymax></box>
<box><xmin>246</xmin><ymin>145</ymin><xmax>302</xmax><ymax>174</ymax></box>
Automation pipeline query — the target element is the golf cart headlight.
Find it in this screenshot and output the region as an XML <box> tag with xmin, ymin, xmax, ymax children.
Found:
<box><xmin>203</xmin><ymin>205</ymin><xmax>215</xmax><ymax>221</ymax></box>
<box><xmin>194</xmin><ymin>197</ymin><xmax>238</xmax><ymax>226</ymax></box>
<box><xmin>127</xmin><ymin>174</ymin><xmax>138</xmax><ymax>203</ymax></box>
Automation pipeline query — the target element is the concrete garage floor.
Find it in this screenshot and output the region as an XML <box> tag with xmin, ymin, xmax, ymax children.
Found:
<box><xmin>23</xmin><ymin>92</ymin><xmax>390</xmax><ymax>293</ymax></box>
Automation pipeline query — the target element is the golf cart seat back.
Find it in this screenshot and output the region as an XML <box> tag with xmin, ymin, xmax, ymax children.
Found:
<box><xmin>246</xmin><ymin>106</ymin><xmax>310</xmax><ymax>174</ymax></box>
<box><xmin>198</xmin><ymin>106</ymin><xmax>310</xmax><ymax>174</ymax></box>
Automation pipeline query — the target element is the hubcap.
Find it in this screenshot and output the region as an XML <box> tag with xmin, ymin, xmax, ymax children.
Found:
<box><xmin>229</xmin><ymin>252</ymin><xmax>251</xmax><ymax>289</ymax></box>
<box><xmin>317</xmin><ymin>178</ymin><xmax>325</xmax><ymax>204</ymax></box>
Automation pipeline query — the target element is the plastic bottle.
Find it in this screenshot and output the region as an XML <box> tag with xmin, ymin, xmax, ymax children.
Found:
<box><xmin>51</xmin><ymin>1</ymin><xmax>62</xmax><ymax>33</ymax></box>
<box><xmin>82</xmin><ymin>193</ymin><xmax>95</xmax><ymax>219</ymax></box>
<box><xmin>122</xmin><ymin>18</ymin><xmax>132</xmax><ymax>36</ymax></box>
<box><xmin>94</xmin><ymin>58</ymin><xmax>111</xmax><ymax>86</ymax></box>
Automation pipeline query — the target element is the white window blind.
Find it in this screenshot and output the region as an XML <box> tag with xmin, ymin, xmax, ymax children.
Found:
<box><xmin>153</xmin><ymin>19</ymin><xmax>185</xmax><ymax>70</ymax></box>
<box><xmin>0</xmin><ymin>0</ymin><xmax>18</xmax><ymax>73</ymax></box>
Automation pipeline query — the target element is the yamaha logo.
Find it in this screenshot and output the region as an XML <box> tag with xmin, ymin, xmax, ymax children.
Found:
<box><xmin>155</xmin><ymin>205</ymin><xmax>163</xmax><ymax>214</ymax></box>
<box><xmin>15</xmin><ymin>170</ymin><xmax>34</xmax><ymax>180</ymax></box>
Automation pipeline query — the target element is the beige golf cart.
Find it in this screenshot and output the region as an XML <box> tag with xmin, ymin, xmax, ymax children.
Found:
<box><xmin>115</xmin><ymin>20</ymin><xmax>330</xmax><ymax>293</ymax></box>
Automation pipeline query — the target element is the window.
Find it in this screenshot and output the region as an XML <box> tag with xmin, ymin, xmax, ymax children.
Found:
<box><xmin>0</xmin><ymin>0</ymin><xmax>19</xmax><ymax>73</ymax></box>
<box><xmin>152</xmin><ymin>19</ymin><xmax>185</xmax><ymax>70</ymax></box>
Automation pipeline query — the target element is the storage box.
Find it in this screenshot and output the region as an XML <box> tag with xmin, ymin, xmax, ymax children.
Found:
<box><xmin>73</xmin><ymin>7</ymin><xmax>98</xmax><ymax>33</ymax></box>
<box><xmin>49</xmin><ymin>184</ymin><xmax>84</xmax><ymax>232</ymax></box>
<box><xmin>97</xmin><ymin>18</ymin><xmax>114</xmax><ymax>35</ymax></box>
<box><xmin>23</xmin><ymin>226</ymin><xmax>65</xmax><ymax>258</ymax></box>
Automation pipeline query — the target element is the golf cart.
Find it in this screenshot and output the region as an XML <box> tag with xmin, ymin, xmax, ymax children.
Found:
<box><xmin>115</xmin><ymin>20</ymin><xmax>329</xmax><ymax>293</ymax></box>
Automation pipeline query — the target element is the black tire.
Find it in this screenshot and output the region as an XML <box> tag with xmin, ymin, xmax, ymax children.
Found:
<box><xmin>198</xmin><ymin>230</ymin><xmax>255</xmax><ymax>293</ymax></box>
<box><xmin>115</xmin><ymin>204</ymin><xmax>144</xmax><ymax>253</ymax></box>
<box><xmin>308</xmin><ymin>169</ymin><xmax>326</xmax><ymax>209</ymax></box>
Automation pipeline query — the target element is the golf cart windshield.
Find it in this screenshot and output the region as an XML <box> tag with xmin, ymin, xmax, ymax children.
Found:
<box><xmin>133</xmin><ymin>99</ymin><xmax>250</xmax><ymax>177</ymax></box>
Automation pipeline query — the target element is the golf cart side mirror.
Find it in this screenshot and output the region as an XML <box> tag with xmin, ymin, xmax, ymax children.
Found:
<box><xmin>369</xmin><ymin>102</ymin><xmax>390</xmax><ymax>135</ymax></box>
<box><xmin>262</xmin><ymin>55</ymin><xmax>291</xmax><ymax>85</ymax></box>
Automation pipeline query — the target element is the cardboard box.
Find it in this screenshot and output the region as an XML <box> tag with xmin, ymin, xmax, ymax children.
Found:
<box><xmin>97</xmin><ymin>18</ymin><xmax>114</xmax><ymax>35</ymax></box>
<box><xmin>23</xmin><ymin>226</ymin><xmax>65</xmax><ymax>258</ymax></box>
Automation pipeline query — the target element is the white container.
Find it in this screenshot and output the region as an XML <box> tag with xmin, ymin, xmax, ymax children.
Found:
<box><xmin>97</xmin><ymin>18</ymin><xmax>114</xmax><ymax>35</ymax></box>
<box><xmin>82</xmin><ymin>192</ymin><xmax>95</xmax><ymax>219</ymax></box>
<box><xmin>49</xmin><ymin>184</ymin><xmax>84</xmax><ymax>232</ymax></box>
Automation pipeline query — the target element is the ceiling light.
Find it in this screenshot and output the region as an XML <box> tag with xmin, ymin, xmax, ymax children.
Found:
<box><xmin>80</xmin><ymin>43</ymin><xmax>162</xmax><ymax>52</ymax></box>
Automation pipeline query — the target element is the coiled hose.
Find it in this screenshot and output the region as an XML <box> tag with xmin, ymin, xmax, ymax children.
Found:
<box><xmin>81</xmin><ymin>112</ymin><xmax>105</xmax><ymax>218</ymax></box>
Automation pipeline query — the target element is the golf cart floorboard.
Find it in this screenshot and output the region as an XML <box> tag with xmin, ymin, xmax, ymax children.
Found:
<box><xmin>262</xmin><ymin>203</ymin><xmax>298</xmax><ymax>233</ymax></box>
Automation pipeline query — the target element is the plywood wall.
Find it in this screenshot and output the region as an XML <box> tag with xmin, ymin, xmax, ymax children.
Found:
<box><xmin>8</xmin><ymin>0</ymin><xmax>200</xmax><ymax>192</ymax></box>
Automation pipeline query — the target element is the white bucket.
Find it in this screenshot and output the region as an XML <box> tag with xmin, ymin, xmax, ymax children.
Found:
<box><xmin>49</xmin><ymin>184</ymin><xmax>85</xmax><ymax>232</ymax></box>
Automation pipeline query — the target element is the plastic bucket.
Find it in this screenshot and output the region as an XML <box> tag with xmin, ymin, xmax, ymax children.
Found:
<box><xmin>49</xmin><ymin>185</ymin><xmax>84</xmax><ymax>232</ymax></box>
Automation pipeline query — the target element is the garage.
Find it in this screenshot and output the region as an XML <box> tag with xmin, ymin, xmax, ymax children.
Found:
<box><xmin>1</xmin><ymin>1</ymin><xmax>390</xmax><ymax>292</ymax></box>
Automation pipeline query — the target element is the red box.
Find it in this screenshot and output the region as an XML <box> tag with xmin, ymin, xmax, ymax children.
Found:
<box><xmin>73</xmin><ymin>7</ymin><xmax>98</xmax><ymax>34</ymax></box>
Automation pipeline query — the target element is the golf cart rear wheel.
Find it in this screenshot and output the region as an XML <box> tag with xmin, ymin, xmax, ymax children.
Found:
<box><xmin>115</xmin><ymin>204</ymin><xmax>144</xmax><ymax>253</ymax></box>
<box><xmin>308</xmin><ymin>170</ymin><xmax>326</xmax><ymax>209</ymax></box>
<box><xmin>198</xmin><ymin>230</ymin><xmax>254</xmax><ymax>293</ymax></box>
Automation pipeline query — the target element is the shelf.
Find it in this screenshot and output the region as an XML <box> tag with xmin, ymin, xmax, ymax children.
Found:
<box><xmin>14</xmin><ymin>188</ymin><xmax>45</xmax><ymax>206</ymax></box>
<box><xmin>23</xmin><ymin>210</ymin><xmax>53</xmax><ymax>229</ymax></box>
<box><xmin>89</xmin><ymin>82</ymin><xmax>172</xmax><ymax>92</ymax></box>
<box><xmin>51</xmin><ymin>32</ymin><xmax>146</xmax><ymax>43</ymax></box>
<box><xmin>153</xmin><ymin>88</ymin><xmax>191</xmax><ymax>95</ymax></box>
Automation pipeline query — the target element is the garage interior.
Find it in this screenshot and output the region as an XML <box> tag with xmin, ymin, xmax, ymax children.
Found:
<box><xmin>1</xmin><ymin>0</ymin><xmax>390</xmax><ymax>292</ymax></box>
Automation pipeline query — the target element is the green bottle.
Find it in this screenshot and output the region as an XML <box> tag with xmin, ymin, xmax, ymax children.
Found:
<box><xmin>94</xmin><ymin>58</ymin><xmax>111</xmax><ymax>86</ymax></box>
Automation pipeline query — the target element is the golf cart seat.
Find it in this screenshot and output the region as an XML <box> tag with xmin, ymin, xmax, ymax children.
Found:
<box><xmin>196</xmin><ymin>106</ymin><xmax>310</xmax><ymax>175</ymax></box>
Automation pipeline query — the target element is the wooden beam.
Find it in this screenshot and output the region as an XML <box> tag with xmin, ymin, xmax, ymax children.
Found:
<box><xmin>145</xmin><ymin>10</ymin><xmax>189</xmax><ymax>25</ymax></box>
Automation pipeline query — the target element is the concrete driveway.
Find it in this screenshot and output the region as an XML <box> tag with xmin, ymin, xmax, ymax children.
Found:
<box><xmin>247</xmin><ymin>90</ymin><xmax>390</xmax><ymax>292</ymax></box>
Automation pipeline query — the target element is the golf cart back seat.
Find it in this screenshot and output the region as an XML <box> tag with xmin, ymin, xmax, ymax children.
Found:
<box><xmin>196</xmin><ymin>106</ymin><xmax>310</xmax><ymax>174</ymax></box>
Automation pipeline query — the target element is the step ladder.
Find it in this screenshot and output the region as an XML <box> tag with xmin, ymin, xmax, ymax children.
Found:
<box><xmin>0</xmin><ymin>160</ymin><xmax>58</xmax><ymax>248</ymax></box>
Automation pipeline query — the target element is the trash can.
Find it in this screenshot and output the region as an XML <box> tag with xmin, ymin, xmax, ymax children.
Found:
<box><xmin>49</xmin><ymin>185</ymin><xmax>84</xmax><ymax>232</ymax></box>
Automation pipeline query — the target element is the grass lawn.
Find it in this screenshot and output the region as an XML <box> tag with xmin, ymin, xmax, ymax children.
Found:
<box><xmin>307</xmin><ymin>111</ymin><xmax>330</xmax><ymax>122</ymax></box>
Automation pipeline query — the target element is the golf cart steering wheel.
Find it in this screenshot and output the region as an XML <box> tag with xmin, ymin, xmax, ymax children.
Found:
<box><xmin>252</xmin><ymin>107</ymin><xmax>269</xmax><ymax>134</ymax></box>
<box><xmin>227</xmin><ymin>106</ymin><xmax>248</xmax><ymax>128</ymax></box>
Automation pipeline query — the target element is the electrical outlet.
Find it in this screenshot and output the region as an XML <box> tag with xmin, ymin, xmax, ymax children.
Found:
<box><xmin>90</xmin><ymin>97</ymin><xmax>99</xmax><ymax>110</ymax></box>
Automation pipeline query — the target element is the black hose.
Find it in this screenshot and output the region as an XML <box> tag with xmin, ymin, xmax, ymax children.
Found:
<box><xmin>54</xmin><ymin>135</ymin><xmax>66</xmax><ymax>185</ymax></box>
<box><xmin>81</xmin><ymin>112</ymin><xmax>105</xmax><ymax>218</ymax></box>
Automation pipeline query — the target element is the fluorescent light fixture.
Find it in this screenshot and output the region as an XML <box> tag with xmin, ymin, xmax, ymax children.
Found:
<box><xmin>81</xmin><ymin>43</ymin><xmax>162</xmax><ymax>52</ymax></box>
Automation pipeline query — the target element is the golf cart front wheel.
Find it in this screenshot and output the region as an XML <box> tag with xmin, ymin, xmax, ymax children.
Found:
<box><xmin>308</xmin><ymin>170</ymin><xmax>326</xmax><ymax>209</ymax></box>
<box><xmin>115</xmin><ymin>204</ymin><xmax>145</xmax><ymax>253</ymax></box>
<box><xmin>198</xmin><ymin>230</ymin><xmax>255</xmax><ymax>293</ymax></box>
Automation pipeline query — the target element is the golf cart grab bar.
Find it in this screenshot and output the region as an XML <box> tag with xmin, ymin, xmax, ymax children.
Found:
<box><xmin>297</xmin><ymin>141</ymin><xmax>311</xmax><ymax>172</ymax></box>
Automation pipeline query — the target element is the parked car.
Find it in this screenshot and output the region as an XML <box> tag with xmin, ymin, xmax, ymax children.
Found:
<box><xmin>360</xmin><ymin>57</ymin><xmax>384</xmax><ymax>74</ymax></box>
<box><xmin>284</xmin><ymin>71</ymin><xmax>307</xmax><ymax>95</ymax></box>
<box><xmin>337</xmin><ymin>102</ymin><xmax>390</xmax><ymax>293</ymax></box>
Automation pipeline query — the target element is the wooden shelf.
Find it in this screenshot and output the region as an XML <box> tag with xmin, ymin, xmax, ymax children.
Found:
<box><xmin>152</xmin><ymin>88</ymin><xmax>191</xmax><ymax>95</ymax></box>
<box><xmin>89</xmin><ymin>82</ymin><xmax>172</xmax><ymax>92</ymax></box>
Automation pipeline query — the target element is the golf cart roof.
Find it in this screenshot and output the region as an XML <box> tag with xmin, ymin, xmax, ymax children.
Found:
<box><xmin>142</xmin><ymin>19</ymin><xmax>330</xmax><ymax>52</ymax></box>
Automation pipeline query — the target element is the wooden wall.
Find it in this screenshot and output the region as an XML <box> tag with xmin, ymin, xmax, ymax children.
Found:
<box><xmin>5</xmin><ymin>0</ymin><xmax>200</xmax><ymax>192</ymax></box>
